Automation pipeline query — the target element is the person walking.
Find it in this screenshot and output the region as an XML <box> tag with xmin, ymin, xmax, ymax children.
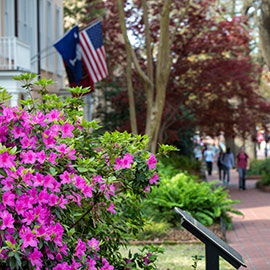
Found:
<box><xmin>221</xmin><ymin>147</ymin><xmax>234</xmax><ymax>185</ymax></box>
<box><xmin>236</xmin><ymin>147</ymin><xmax>249</xmax><ymax>190</ymax></box>
<box><xmin>217</xmin><ymin>149</ymin><xmax>224</xmax><ymax>181</ymax></box>
<box><xmin>193</xmin><ymin>145</ymin><xmax>202</xmax><ymax>160</ymax></box>
<box><xmin>203</xmin><ymin>145</ymin><xmax>215</xmax><ymax>176</ymax></box>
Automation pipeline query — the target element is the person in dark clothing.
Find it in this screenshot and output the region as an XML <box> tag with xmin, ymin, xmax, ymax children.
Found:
<box><xmin>217</xmin><ymin>149</ymin><xmax>224</xmax><ymax>181</ymax></box>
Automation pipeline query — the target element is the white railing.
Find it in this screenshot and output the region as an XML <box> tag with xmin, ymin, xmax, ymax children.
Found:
<box><xmin>0</xmin><ymin>37</ymin><xmax>31</xmax><ymax>71</ymax></box>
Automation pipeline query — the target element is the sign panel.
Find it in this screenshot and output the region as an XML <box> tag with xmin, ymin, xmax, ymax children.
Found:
<box><xmin>174</xmin><ymin>207</ymin><xmax>246</xmax><ymax>269</ymax></box>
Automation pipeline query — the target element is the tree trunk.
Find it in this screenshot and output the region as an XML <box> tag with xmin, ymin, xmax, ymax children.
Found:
<box><xmin>259</xmin><ymin>0</ymin><xmax>270</xmax><ymax>69</ymax></box>
<box><xmin>126</xmin><ymin>53</ymin><xmax>138</xmax><ymax>134</ymax></box>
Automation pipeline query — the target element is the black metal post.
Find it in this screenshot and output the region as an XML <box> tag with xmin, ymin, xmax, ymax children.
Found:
<box><xmin>206</xmin><ymin>244</ymin><xmax>219</xmax><ymax>270</ymax></box>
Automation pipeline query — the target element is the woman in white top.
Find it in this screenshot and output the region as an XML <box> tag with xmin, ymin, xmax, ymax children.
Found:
<box><xmin>203</xmin><ymin>145</ymin><xmax>215</xmax><ymax>176</ymax></box>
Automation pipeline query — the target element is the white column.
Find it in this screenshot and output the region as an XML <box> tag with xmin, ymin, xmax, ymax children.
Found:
<box><xmin>9</xmin><ymin>92</ymin><xmax>19</xmax><ymax>107</ymax></box>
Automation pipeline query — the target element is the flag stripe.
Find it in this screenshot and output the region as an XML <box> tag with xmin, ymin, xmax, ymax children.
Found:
<box><xmin>80</xmin><ymin>31</ymin><xmax>105</xmax><ymax>81</ymax></box>
<box><xmin>80</xmin><ymin>45</ymin><xmax>99</xmax><ymax>83</ymax></box>
<box><xmin>95</xmin><ymin>48</ymin><xmax>107</xmax><ymax>77</ymax></box>
<box><xmin>80</xmin><ymin>32</ymin><xmax>102</xmax><ymax>82</ymax></box>
<box><xmin>100</xmin><ymin>47</ymin><xmax>108</xmax><ymax>74</ymax></box>
<box><xmin>97</xmin><ymin>47</ymin><xmax>108</xmax><ymax>76</ymax></box>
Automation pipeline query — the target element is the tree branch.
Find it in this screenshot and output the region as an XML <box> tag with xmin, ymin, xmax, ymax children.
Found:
<box><xmin>116</xmin><ymin>0</ymin><xmax>153</xmax><ymax>88</ymax></box>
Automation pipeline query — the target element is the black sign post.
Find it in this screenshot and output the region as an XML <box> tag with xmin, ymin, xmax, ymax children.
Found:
<box><xmin>174</xmin><ymin>207</ymin><xmax>247</xmax><ymax>270</ymax></box>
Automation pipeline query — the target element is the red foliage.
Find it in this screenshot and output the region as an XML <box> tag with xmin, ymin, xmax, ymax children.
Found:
<box><xmin>86</xmin><ymin>0</ymin><xmax>270</xmax><ymax>144</ymax></box>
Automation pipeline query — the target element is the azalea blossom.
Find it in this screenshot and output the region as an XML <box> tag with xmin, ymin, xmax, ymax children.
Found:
<box><xmin>29</xmin><ymin>248</ymin><xmax>43</xmax><ymax>268</ymax></box>
<box><xmin>147</xmin><ymin>154</ymin><xmax>157</xmax><ymax>170</ymax></box>
<box><xmin>0</xmin><ymin>210</ymin><xmax>15</xmax><ymax>230</ymax></box>
<box><xmin>0</xmin><ymin>152</ymin><xmax>16</xmax><ymax>168</ymax></box>
<box><xmin>149</xmin><ymin>172</ymin><xmax>159</xmax><ymax>185</ymax></box>
<box><xmin>19</xmin><ymin>226</ymin><xmax>39</xmax><ymax>248</ymax></box>
<box><xmin>107</xmin><ymin>202</ymin><xmax>116</xmax><ymax>214</ymax></box>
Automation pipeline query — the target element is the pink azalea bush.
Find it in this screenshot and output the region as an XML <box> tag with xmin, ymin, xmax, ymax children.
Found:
<box><xmin>0</xmin><ymin>74</ymin><xmax>172</xmax><ymax>269</ymax></box>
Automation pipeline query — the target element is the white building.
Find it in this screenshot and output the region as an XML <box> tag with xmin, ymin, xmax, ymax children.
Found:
<box><xmin>0</xmin><ymin>0</ymin><xmax>64</xmax><ymax>106</ymax></box>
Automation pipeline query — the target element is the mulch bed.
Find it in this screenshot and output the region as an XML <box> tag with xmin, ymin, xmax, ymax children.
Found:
<box><xmin>130</xmin><ymin>224</ymin><xmax>225</xmax><ymax>245</ymax></box>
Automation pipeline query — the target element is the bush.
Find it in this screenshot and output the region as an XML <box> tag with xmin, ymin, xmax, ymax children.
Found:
<box><xmin>256</xmin><ymin>172</ymin><xmax>270</xmax><ymax>188</ymax></box>
<box><xmin>143</xmin><ymin>172</ymin><xmax>242</xmax><ymax>229</ymax></box>
<box><xmin>247</xmin><ymin>158</ymin><xmax>270</xmax><ymax>176</ymax></box>
<box><xmin>0</xmin><ymin>74</ymin><xmax>173</xmax><ymax>269</ymax></box>
<box><xmin>160</xmin><ymin>154</ymin><xmax>201</xmax><ymax>176</ymax></box>
<box><xmin>137</xmin><ymin>221</ymin><xmax>172</xmax><ymax>241</ymax></box>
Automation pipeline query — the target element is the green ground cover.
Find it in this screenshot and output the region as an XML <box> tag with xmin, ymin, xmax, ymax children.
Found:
<box><xmin>121</xmin><ymin>244</ymin><xmax>236</xmax><ymax>270</ymax></box>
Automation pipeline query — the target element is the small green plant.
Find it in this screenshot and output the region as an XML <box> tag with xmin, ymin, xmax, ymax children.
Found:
<box><xmin>191</xmin><ymin>255</ymin><xmax>204</xmax><ymax>269</ymax></box>
<box><xmin>143</xmin><ymin>171</ymin><xmax>243</xmax><ymax>229</ymax></box>
<box><xmin>137</xmin><ymin>221</ymin><xmax>172</xmax><ymax>240</ymax></box>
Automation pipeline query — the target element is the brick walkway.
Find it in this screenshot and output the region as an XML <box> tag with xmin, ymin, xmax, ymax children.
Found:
<box><xmin>208</xmin><ymin>169</ymin><xmax>270</xmax><ymax>270</ymax></box>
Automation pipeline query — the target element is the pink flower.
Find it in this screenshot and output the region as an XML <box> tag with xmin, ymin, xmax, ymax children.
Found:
<box><xmin>82</xmin><ymin>184</ymin><xmax>93</xmax><ymax>198</ymax></box>
<box><xmin>59</xmin><ymin>241</ymin><xmax>68</xmax><ymax>256</ymax></box>
<box><xmin>48</xmin><ymin>152</ymin><xmax>58</xmax><ymax>165</ymax></box>
<box><xmin>0</xmin><ymin>152</ymin><xmax>16</xmax><ymax>168</ymax></box>
<box><xmin>46</xmin><ymin>110</ymin><xmax>61</xmax><ymax>123</ymax></box>
<box><xmin>0</xmin><ymin>210</ymin><xmax>15</xmax><ymax>230</ymax></box>
<box><xmin>37</xmin><ymin>150</ymin><xmax>47</xmax><ymax>164</ymax></box>
<box><xmin>143</xmin><ymin>253</ymin><xmax>152</xmax><ymax>266</ymax></box>
<box><xmin>45</xmin><ymin>247</ymin><xmax>55</xmax><ymax>260</ymax></box>
<box><xmin>87</xmin><ymin>257</ymin><xmax>97</xmax><ymax>270</ymax></box>
<box><xmin>144</xmin><ymin>185</ymin><xmax>150</xmax><ymax>193</ymax></box>
<box><xmin>114</xmin><ymin>157</ymin><xmax>122</xmax><ymax>170</ymax></box>
<box><xmin>101</xmin><ymin>257</ymin><xmax>114</xmax><ymax>270</ymax></box>
<box><xmin>2</xmin><ymin>190</ymin><xmax>15</xmax><ymax>207</ymax></box>
<box><xmin>88</xmin><ymin>238</ymin><xmax>100</xmax><ymax>251</ymax></box>
<box><xmin>19</xmin><ymin>226</ymin><xmax>39</xmax><ymax>248</ymax></box>
<box><xmin>149</xmin><ymin>172</ymin><xmax>159</xmax><ymax>185</ymax></box>
<box><xmin>53</xmin><ymin>262</ymin><xmax>71</xmax><ymax>270</ymax></box>
<box><xmin>107</xmin><ymin>202</ymin><xmax>116</xmax><ymax>214</ymax></box>
<box><xmin>121</xmin><ymin>153</ymin><xmax>134</xmax><ymax>169</ymax></box>
<box><xmin>61</xmin><ymin>122</ymin><xmax>74</xmax><ymax>138</ymax></box>
<box><xmin>10</xmin><ymin>125</ymin><xmax>24</xmax><ymax>138</ymax></box>
<box><xmin>58</xmin><ymin>195</ymin><xmax>69</xmax><ymax>209</ymax></box>
<box><xmin>33</xmin><ymin>172</ymin><xmax>44</xmax><ymax>187</ymax></box>
<box><xmin>59</xmin><ymin>171</ymin><xmax>72</xmax><ymax>184</ymax></box>
<box><xmin>29</xmin><ymin>248</ymin><xmax>43</xmax><ymax>268</ymax></box>
<box><xmin>74</xmin><ymin>239</ymin><xmax>86</xmax><ymax>259</ymax></box>
<box><xmin>21</xmin><ymin>210</ymin><xmax>35</xmax><ymax>225</ymax></box>
<box><xmin>147</xmin><ymin>154</ymin><xmax>157</xmax><ymax>170</ymax></box>
<box><xmin>22</xmin><ymin>150</ymin><xmax>36</xmax><ymax>164</ymax></box>
<box><xmin>48</xmin><ymin>193</ymin><xmax>59</xmax><ymax>206</ymax></box>
<box><xmin>44</xmin><ymin>174</ymin><xmax>55</xmax><ymax>189</ymax></box>
<box><xmin>50</xmin><ymin>222</ymin><xmax>64</xmax><ymax>246</ymax></box>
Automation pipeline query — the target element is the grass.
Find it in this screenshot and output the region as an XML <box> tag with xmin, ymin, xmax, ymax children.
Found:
<box><xmin>121</xmin><ymin>244</ymin><xmax>236</xmax><ymax>270</ymax></box>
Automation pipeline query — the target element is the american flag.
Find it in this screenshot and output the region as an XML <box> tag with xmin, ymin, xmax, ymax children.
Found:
<box><xmin>79</xmin><ymin>21</ymin><xmax>108</xmax><ymax>83</ymax></box>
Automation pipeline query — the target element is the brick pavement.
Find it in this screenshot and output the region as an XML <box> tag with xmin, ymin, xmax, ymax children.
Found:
<box><xmin>208</xmin><ymin>169</ymin><xmax>270</xmax><ymax>270</ymax></box>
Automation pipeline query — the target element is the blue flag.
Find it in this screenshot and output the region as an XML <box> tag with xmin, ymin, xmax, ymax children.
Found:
<box><xmin>54</xmin><ymin>25</ymin><xmax>82</xmax><ymax>84</ymax></box>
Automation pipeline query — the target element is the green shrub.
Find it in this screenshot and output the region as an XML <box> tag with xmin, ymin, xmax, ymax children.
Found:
<box><xmin>143</xmin><ymin>172</ymin><xmax>242</xmax><ymax>229</ymax></box>
<box><xmin>247</xmin><ymin>158</ymin><xmax>270</xmax><ymax>176</ymax></box>
<box><xmin>160</xmin><ymin>154</ymin><xmax>201</xmax><ymax>175</ymax></box>
<box><xmin>256</xmin><ymin>172</ymin><xmax>270</xmax><ymax>188</ymax></box>
<box><xmin>137</xmin><ymin>221</ymin><xmax>172</xmax><ymax>240</ymax></box>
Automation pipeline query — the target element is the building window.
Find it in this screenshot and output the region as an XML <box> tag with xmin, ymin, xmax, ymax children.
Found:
<box><xmin>4</xmin><ymin>0</ymin><xmax>15</xmax><ymax>37</ymax></box>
